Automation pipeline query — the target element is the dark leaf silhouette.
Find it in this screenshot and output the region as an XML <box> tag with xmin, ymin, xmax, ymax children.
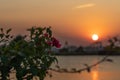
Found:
<box><xmin>87</xmin><ymin>67</ymin><xmax>91</xmax><ymax>73</ymax></box>
<box><xmin>55</xmin><ymin>65</ymin><xmax>60</xmax><ymax>69</ymax></box>
<box><xmin>106</xmin><ymin>59</ymin><xmax>113</xmax><ymax>62</ymax></box>
<box><xmin>0</xmin><ymin>28</ymin><xmax>3</xmax><ymax>32</ymax></box>
<box><xmin>6</xmin><ymin>28</ymin><xmax>12</xmax><ymax>34</ymax></box>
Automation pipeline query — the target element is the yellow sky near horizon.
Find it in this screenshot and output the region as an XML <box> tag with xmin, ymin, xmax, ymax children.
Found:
<box><xmin>0</xmin><ymin>0</ymin><xmax>120</xmax><ymax>45</ymax></box>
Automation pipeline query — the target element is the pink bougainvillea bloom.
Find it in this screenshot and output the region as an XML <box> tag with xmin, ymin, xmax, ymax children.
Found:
<box><xmin>46</xmin><ymin>41</ymin><xmax>52</xmax><ymax>46</ymax></box>
<box><xmin>44</xmin><ymin>33</ymin><xmax>49</xmax><ymax>37</ymax></box>
<box><xmin>51</xmin><ymin>37</ymin><xmax>61</xmax><ymax>48</ymax></box>
<box><xmin>55</xmin><ymin>43</ymin><xmax>61</xmax><ymax>48</ymax></box>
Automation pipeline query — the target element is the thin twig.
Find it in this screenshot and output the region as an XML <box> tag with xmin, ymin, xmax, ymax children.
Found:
<box><xmin>49</xmin><ymin>56</ymin><xmax>109</xmax><ymax>73</ymax></box>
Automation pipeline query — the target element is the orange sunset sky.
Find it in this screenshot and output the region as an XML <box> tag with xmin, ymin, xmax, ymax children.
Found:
<box><xmin>0</xmin><ymin>0</ymin><xmax>120</xmax><ymax>46</ymax></box>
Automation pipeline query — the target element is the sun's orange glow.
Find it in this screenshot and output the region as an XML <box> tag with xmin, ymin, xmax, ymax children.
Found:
<box><xmin>92</xmin><ymin>71</ymin><xmax>99</xmax><ymax>80</ymax></box>
<box><xmin>92</xmin><ymin>34</ymin><xmax>99</xmax><ymax>41</ymax></box>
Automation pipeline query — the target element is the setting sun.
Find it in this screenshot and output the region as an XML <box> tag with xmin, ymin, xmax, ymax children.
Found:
<box><xmin>92</xmin><ymin>34</ymin><xmax>99</xmax><ymax>41</ymax></box>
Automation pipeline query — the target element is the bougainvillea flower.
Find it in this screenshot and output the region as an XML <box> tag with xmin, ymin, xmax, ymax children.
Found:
<box><xmin>51</xmin><ymin>37</ymin><xmax>61</xmax><ymax>48</ymax></box>
<box><xmin>44</xmin><ymin>33</ymin><xmax>49</xmax><ymax>37</ymax></box>
<box><xmin>46</xmin><ymin>41</ymin><xmax>52</xmax><ymax>46</ymax></box>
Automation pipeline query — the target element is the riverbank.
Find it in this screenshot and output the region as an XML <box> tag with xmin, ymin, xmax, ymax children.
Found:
<box><xmin>53</xmin><ymin>51</ymin><xmax>120</xmax><ymax>56</ymax></box>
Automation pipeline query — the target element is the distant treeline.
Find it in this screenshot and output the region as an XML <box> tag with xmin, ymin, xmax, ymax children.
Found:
<box><xmin>53</xmin><ymin>51</ymin><xmax>120</xmax><ymax>56</ymax></box>
<box><xmin>53</xmin><ymin>36</ymin><xmax>120</xmax><ymax>56</ymax></box>
<box><xmin>54</xmin><ymin>52</ymin><xmax>120</xmax><ymax>56</ymax></box>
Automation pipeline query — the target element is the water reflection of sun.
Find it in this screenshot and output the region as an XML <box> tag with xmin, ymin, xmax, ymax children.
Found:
<box><xmin>92</xmin><ymin>71</ymin><xmax>99</xmax><ymax>80</ymax></box>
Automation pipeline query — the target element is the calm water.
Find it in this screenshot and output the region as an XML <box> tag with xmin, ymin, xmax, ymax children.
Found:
<box><xmin>45</xmin><ymin>56</ymin><xmax>120</xmax><ymax>80</ymax></box>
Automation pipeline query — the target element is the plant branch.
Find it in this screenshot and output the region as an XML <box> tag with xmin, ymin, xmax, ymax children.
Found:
<box><xmin>49</xmin><ymin>56</ymin><xmax>112</xmax><ymax>73</ymax></box>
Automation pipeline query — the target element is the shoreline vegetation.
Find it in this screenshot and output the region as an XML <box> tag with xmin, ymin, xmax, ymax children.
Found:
<box><xmin>53</xmin><ymin>36</ymin><xmax>120</xmax><ymax>56</ymax></box>
<box><xmin>53</xmin><ymin>51</ymin><xmax>120</xmax><ymax>56</ymax></box>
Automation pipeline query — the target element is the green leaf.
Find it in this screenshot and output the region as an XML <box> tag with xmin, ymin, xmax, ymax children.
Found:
<box><xmin>0</xmin><ymin>39</ymin><xmax>4</xmax><ymax>42</ymax></box>
<box><xmin>0</xmin><ymin>33</ymin><xmax>4</xmax><ymax>38</ymax></box>
<box><xmin>106</xmin><ymin>59</ymin><xmax>113</xmax><ymax>62</ymax></box>
<box><xmin>36</xmin><ymin>27</ymin><xmax>43</xmax><ymax>34</ymax></box>
<box><xmin>0</xmin><ymin>28</ymin><xmax>3</xmax><ymax>32</ymax></box>
<box><xmin>46</xmin><ymin>27</ymin><xmax>52</xmax><ymax>37</ymax></box>
<box><xmin>5</xmin><ymin>35</ymin><xmax>10</xmax><ymax>38</ymax></box>
<box><xmin>87</xmin><ymin>67</ymin><xmax>91</xmax><ymax>73</ymax></box>
<box><xmin>30</xmin><ymin>66</ymin><xmax>38</xmax><ymax>76</ymax></box>
<box><xmin>6</xmin><ymin>28</ymin><xmax>12</xmax><ymax>34</ymax></box>
<box><xmin>27</xmin><ymin>27</ymin><xmax>35</xmax><ymax>38</ymax></box>
<box><xmin>1</xmin><ymin>56</ymin><xmax>8</xmax><ymax>64</ymax></box>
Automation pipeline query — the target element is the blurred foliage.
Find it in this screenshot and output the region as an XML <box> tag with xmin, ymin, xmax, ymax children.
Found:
<box><xmin>105</xmin><ymin>36</ymin><xmax>120</xmax><ymax>53</ymax></box>
<box><xmin>0</xmin><ymin>27</ymin><xmax>61</xmax><ymax>80</ymax></box>
<box><xmin>0</xmin><ymin>27</ymin><xmax>118</xmax><ymax>79</ymax></box>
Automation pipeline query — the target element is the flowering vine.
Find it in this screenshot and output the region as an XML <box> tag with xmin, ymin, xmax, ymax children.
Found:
<box><xmin>0</xmin><ymin>27</ymin><xmax>61</xmax><ymax>80</ymax></box>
